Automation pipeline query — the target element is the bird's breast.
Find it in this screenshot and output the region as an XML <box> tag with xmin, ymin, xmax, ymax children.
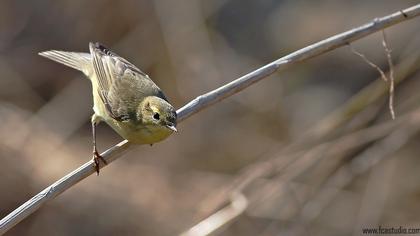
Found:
<box><xmin>106</xmin><ymin>119</ymin><xmax>172</xmax><ymax>144</ymax></box>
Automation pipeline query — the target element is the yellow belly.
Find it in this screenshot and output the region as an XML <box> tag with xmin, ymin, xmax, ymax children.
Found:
<box><xmin>91</xmin><ymin>84</ymin><xmax>172</xmax><ymax>144</ymax></box>
<box><xmin>106</xmin><ymin>118</ymin><xmax>173</xmax><ymax>144</ymax></box>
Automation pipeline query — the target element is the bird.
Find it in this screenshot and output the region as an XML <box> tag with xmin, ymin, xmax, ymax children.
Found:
<box><xmin>39</xmin><ymin>42</ymin><xmax>177</xmax><ymax>175</ymax></box>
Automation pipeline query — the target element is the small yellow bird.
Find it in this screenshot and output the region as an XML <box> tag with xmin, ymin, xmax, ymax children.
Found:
<box><xmin>39</xmin><ymin>42</ymin><xmax>177</xmax><ymax>174</ymax></box>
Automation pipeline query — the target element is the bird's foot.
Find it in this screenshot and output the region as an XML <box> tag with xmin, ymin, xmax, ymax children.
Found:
<box><xmin>92</xmin><ymin>151</ymin><xmax>108</xmax><ymax>175</ymax></box>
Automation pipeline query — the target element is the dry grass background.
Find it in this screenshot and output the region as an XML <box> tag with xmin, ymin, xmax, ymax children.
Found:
<box><xmin>1</xmin><ymin>0</ymin><xmax>420</xmax><ymax>235</ymax></box>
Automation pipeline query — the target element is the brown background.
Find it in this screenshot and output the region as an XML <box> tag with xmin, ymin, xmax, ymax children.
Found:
<box><xmin>1</xmin><ymin>0</ymin><xmax>420</xmax><ymax>235</ymax></box>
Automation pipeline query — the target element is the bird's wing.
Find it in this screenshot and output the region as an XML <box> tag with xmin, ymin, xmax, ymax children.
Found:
<box><xmin>89</xmin><ymin>42</ymin><xmax>165</xmax><ymax>121</ymax></box>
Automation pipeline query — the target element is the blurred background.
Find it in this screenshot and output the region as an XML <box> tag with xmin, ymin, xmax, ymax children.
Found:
<box><xmin>1</xmin><ymin>0</ymin><xmax>420</xmax><ymax>235</ymax></box>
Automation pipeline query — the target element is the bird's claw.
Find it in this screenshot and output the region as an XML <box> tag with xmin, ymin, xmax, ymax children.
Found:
<box><xmin>93</xmin><ymin>151</ymin><xmax>107</xmax><ymax>175</ymax></box>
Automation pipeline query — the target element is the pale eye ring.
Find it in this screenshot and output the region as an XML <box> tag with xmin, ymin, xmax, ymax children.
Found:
<box><xmin>153</xmin><ymin>112</ymin><xmax>160</xmax><ymax>120</ymax></box>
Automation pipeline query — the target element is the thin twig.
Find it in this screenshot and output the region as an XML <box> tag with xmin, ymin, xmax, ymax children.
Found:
<box><xmin>300</xmin><ymin>42</ymin><xmax>420</xmax><ymax>147</ymax></box>
<box><xmin>180</xmin><ymin>193</ymin><xmax>248</xmax><ymax>236</ymax></box>
<box><xmin>195</xmin><ymin>44</ymin><xmax>420</xmax><ymax>228</ymax></box>
<box><xmin>349</xmin><ymin>45</ymin><xmax>388</xmax><ymax>82</ymax></box>
<box><xmin>349</xmin><ymin>30</ymin><xmax>397</xmax><ymax>120</ymax></box>
<box><xmin>186</xmin><ymin>106</ymin><xmax>413</xmax><ymax>236</ymax></box>
<box><xmin>348</xmin><ymin>42</ymin><xmax>394</xmax><ymax>120</ymax></box>
<box><xmin>183</xmin><ymin>48</ymin><xmax>420</xmax><ymax>235</ymax></box>
<box><xmin>382</xmin><ymin>30</ymin><xmax>396</xmax><ymax>119</ymax></box>
<box><xmin>292</xmin><ymin>108</ymin><xmax>420</xmax><ymax>233</ymax></box>
<box><xmin>1</xmin><ymin>4</ymin><xmax>420</xmax><ymax>235</ymax></box>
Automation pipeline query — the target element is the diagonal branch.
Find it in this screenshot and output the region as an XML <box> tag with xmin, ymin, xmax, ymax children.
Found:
<box><xmin>1</xmin><ymin>4</ymin><xmax>420</xmax><ymax>235</ymax></box>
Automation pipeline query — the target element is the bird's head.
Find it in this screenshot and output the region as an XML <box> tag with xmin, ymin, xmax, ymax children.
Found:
<box><xmin>138</xmin><ymin>96</ymin><xmax>177</xmax><ymax>133</ymax></box>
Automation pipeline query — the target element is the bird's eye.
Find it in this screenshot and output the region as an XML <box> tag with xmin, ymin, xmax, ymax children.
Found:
<box><xmin>153</xmin><ymin>113</ymin><xmax>160</xmax><ymax>120</ymax></box>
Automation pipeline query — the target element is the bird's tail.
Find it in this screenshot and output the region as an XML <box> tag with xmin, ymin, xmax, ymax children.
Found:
<box><xmin>39</xmin><ymin>50</ymin><xmax>91</xmax><ymax>76</ymax></box>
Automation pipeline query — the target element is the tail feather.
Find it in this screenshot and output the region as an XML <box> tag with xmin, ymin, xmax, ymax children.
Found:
<box><xmin>39</xmin><ymin>50</ymin><xmax>91</xmax><ymax>75</ymax></box>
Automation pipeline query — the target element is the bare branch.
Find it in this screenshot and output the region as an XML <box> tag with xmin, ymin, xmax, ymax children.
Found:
<box><xmin>293</xmin><ymin>107</ymin><xmax>420</xmax><ymax>231</ymax></box>
<box><xmin>177</xmin><ymin>5</ymin><xmax>418</xmax><ymax>121</ymax></box>
<box><xmin>187</xmin><ymin>106</ymin><xmax>416</xmax><ymax>236</ymax></box>
<box><xmin>302</xmin><ymin>45</ymin><xmax>420</xmax><ymax>144</ymax></box>
<box><xmin>382</xmin><ymin>30</ymin><xmax>396</xmax><ymax>119</ymax></box>
<box><xmin>349</xmin><ymin>45</ymin><xmax>388</xmax><ymax>82</ymax></box>
<box><xmin>194</xmin><ymin>42</ymin><xmax>420</xmax><ymax>229</ymax></box>
<box><xmin>180</xmin><ymin>193</ymin><xmax>248</xmax><ymax>236</ymax></box>
<box><xmin>349</xmin><ymin>30</ymin><xmax>397</xmax><ymax>120</ymax></box>
<box><xmin>1</xmin><ymin>4</ymin><xmax>420</xmax><ymax>235</ymax></box>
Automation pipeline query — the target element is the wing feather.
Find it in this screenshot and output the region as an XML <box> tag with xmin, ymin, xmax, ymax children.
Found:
<box><xmin>89</xmin><ymin>42</ymin><xmax>164</xmax><ymax>121</ymax></box>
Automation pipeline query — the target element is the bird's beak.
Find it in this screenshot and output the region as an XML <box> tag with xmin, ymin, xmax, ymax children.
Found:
<box><xmin>166</xmin><ymin>124</ymin><xmax>177</xmax><ymax>132</ymax></box>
